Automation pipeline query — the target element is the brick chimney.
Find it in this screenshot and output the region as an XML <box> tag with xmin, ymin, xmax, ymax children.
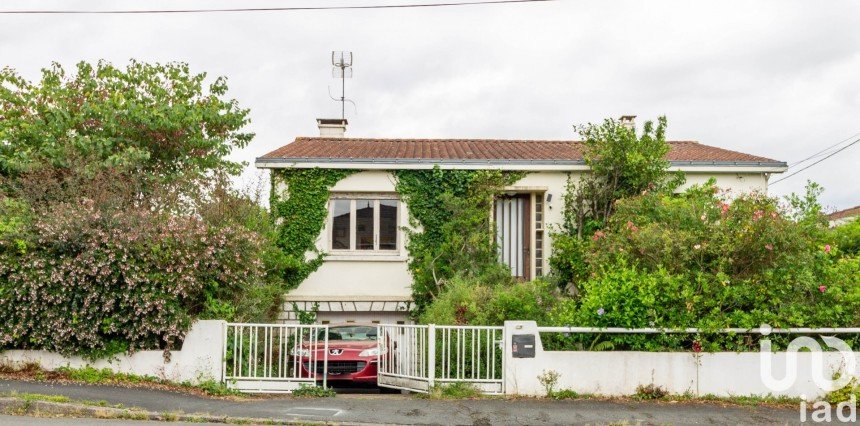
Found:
<box><xmin>317</xmin><ymin>118</ymin><xmax>348</xmax><ymax>137</ymax></box>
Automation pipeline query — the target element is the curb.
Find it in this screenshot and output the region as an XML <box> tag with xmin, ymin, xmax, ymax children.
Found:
<box><xmin>0</xmin><ymin>397</ymin><xmax>381</xmax><ymax>425</ymax></box>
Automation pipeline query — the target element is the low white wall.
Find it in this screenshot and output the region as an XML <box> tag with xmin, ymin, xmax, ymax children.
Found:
<box><xmin>504</xmin><ymin>321</ymin><xmax>858</xmax><ymax>399</ymax></box>
<box><xmin>0</xmin><ymin>320</ymin><xmax>225</xmax><ymax>384</ymax></box>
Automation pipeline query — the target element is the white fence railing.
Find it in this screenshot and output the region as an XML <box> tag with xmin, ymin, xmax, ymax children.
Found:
<box><xmin>436</xmin><ymin>325</ymin><xmax>504</xmax><ymax>394</ymax></box>
<box><xmin>538</xmin><ymin>326</ymin><xmax>860</xmax><ymax>334</ymax></box>
<box><xmin>377</xmin><ymin>324</ymin><xmax>505</xmax><ymax>394</ymax></box>
<box><xmin>222</xmin><ymin>323</ymin><xmax>329</xmax><ymax>393</ymax></box>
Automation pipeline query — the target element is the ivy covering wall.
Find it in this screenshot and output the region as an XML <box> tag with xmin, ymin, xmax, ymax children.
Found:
<box><xmin>394</xmin><ymin>167</ymin><xmax>526</xmax><ymax>313</ymax></box>
<box><xmin>270</xmin><ymin>168</ymin><xmax>356</xmax><ymax>289</ymax></box>
<box><xmin>268</xmin><ymin>167</ymin><xmax>526</xmax><ymax>316</ymax></box>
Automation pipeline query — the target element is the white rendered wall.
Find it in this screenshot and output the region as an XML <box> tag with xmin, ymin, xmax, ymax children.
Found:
<box><xmin>504</xmin><ymin>321</ymin><xmax>856</xmax><ymax>399</ymax></box>
<box><xmin>680</xmin><ymin>172</ymin><xmax>770</xmax><ymax>195</ymax></box>
<box><xmin>0</xmin><ymin>320</ymin><xmax>225</xmax><ymax>384</ymax></box>
<box><xmin>288</xmin><ymin>171</ymin><xmax>412</xmax><ymax>303</ymax></box>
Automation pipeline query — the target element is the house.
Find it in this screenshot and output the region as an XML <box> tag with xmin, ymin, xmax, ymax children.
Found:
<box><xmin>828</xmin><ymin>205</ymin><xmax>860</xmax><ymax>227</ymax></box>
<box><xmin>256</xmin><ymin>118</ymin><xmax>787</xmax><ymax>324</ymax></box>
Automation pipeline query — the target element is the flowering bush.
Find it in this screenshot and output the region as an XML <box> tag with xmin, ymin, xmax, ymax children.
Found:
<box><xmin>0</xmin><ymin>197</ymin><xmax>268</xmax><ymax>358</ymax></box>
<box><xmin>0</xmin><ymin>167</ymin><xmax>291</xmax><ymax>359</ymax></box>
<box><xmin>548</xmin><ymin>182</ymin><xmax>860</xmax><ymax>351</ymax></box>
<box><xmin>0</xmin><ymin>61</ymin><xmax>290</xmax><ymax>359</ymax></box>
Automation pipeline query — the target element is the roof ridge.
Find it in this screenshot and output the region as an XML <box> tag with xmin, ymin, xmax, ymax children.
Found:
<box><xmin>261</xmin><ymin>137</ymin><xmax>785</xmax><ymax>166</ymax></box>
<box><xmin>295</xmin><ymin>136</ymin><xmax>704</xmax><ymax>144</ymax></box>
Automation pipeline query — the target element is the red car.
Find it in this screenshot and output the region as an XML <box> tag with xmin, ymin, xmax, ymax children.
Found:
<box><xmin>292</xmin><ymin>324</ymin><xmax>382</xmax><ymax>386</ymax></box>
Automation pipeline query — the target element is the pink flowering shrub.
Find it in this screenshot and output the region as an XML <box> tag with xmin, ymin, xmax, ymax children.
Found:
<box><xmin>0</xmin><ymin>191</ymin><xmax>275</xmax><ymax>358</ymax></box>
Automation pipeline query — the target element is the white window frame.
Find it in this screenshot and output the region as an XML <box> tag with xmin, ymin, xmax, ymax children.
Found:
<box><xmin>328</xmin><ymin>194</ymin><xmax>400</xmax><ymax>254</ymax></box>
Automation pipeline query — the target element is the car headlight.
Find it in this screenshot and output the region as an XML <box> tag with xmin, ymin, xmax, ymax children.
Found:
<box><xmin>359</xmin><ymin>346</ymin><xmax>386</xmax><ymax>357</ymax></box>
<box><xmin>290</xmin><ymin>348</ymin><xmax>311</xmax><ymax>357</ymax></box>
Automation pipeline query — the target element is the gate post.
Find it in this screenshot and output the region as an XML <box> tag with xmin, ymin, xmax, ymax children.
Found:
<box><xmin>427</xmin><ymin>324</ymin><xmax>436</xmax><ymax>389</ymax></box>
<box><xmin>322</xmin><ymin>326</ymin><xmax>329</xmax><ymax>390</ymax></box>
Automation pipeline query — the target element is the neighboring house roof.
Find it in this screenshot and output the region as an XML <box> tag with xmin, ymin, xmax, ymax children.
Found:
<box><xmin>256</xmin><ymin>137</ymin><xmax>787</xmax><ymax>171</ymax></box>
<box><xmin>828</xmin><ymin>205</ymin><xmax>860</xmax><ymax>221</ymax></box>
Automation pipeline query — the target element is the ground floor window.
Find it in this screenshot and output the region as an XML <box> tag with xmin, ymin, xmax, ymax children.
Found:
<box><xmin>330</xmin><ymin>197</ymin><xmax>399</xmax><ymax>252</ymax></box>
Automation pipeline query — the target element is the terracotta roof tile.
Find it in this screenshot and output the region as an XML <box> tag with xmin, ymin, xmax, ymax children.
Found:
<box><xmin>828</xmin><ymin>205</ymin><xmax>860</xmax><ymax>221</ymax></box>
<box><xmin>258</xmin><ymin>137</ymin><xmax>784</xmax><ymax>166</ymax></box>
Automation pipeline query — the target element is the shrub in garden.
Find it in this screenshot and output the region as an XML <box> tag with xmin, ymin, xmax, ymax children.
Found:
<box><xmin>548</xmin><ymin>182</ymin><xmax>860</xmax><ymax>351</ymax></box>
<box><xmin>0</xmin><ymin>190</ymin><xmax>271</xmax><ymax>358</ymax></box>
<box><xmin>0</xmin><ymin>61</ymin><xmax>293</xmax><ymax>358</ymax></box>
<box><xmin>419</xmin><ymin>277</ymin><xmax>559</xmax><ymax>325</ymax></box>
<box><xmin>831</xmin><ymin>217</ymin><xmax>860</xmax><ymax>257</ymax></box>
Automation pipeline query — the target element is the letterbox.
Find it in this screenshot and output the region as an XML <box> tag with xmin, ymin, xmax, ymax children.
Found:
<box><xmin>511</xmin><ymin>334</ymin><xmax>536</xmax><ymax>358</ymax></box>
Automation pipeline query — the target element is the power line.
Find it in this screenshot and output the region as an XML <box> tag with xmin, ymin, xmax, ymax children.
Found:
<box><xmin>787</xmin><ymin>131</ymin><xmax>860</xmax><ymax>168</ymax></box>
<box><xmin>0</xmin><ymin>0</ymin><xmax>555</xmax><ymax>15</ymax></box>
<box><xmin>770</xmin><ymin>136</ymin><xmax>860</xmax><ymax>185</ymax></box>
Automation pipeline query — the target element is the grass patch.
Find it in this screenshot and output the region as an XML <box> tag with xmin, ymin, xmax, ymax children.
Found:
<box><xmin>290</xmin><ymin>384</ymin><xmax>336</xmax><ymax>397</ymax></box>
<box><xmin>10</xmin><ymin>392</ymin><xmax>71</xmax><ymax>404</ymax></box>
<box><xmin>642</xmin><ymin>391</ymin><xmax>801</xmax><ymax>407</ymax></box>
<box><xmin>57</xmin><ymin>366</ymin><xmax>158</xmax><ymax>384</ymax></box>
<box><xmin>429</xmin><ymin>382</ymin><xmax>482</xmax><ymax>399</ymax></box>
<box><xmin>0</xmin><ymin>391</ymin><xmax>134</xmax><ymax>409</ymax></box>
<box><xmin>0</xmin><ymin>362</ymin><xmax>245</xmax><ymax>398</ymax></box>
<box><xmin>548</xmin><ymin>389</ymin><xmax>582</xmax><ymax>400</ymax></box>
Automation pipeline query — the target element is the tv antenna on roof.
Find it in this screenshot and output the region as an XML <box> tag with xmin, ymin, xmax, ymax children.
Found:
<box><xmin>329</xmin><ymin>51</ymin><xmax>356</xmax><ymax>119</ymax></box>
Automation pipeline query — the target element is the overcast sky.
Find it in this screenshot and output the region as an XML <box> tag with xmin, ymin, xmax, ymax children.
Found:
<box><xmin>1</xmin><ymin>0</ymin><xmax>858</xmax><ymax>210</ymax></box>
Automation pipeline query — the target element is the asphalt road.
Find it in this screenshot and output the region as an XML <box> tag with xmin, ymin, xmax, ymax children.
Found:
<box><xmin>0</xmin><ymin>415</ymin><xmax>224</xmax><ymax>425</ymax></box>
<box><xmin>0</xmin><ymin>380</ymin><xmax>802</xmax><ymax>425</ymax></box>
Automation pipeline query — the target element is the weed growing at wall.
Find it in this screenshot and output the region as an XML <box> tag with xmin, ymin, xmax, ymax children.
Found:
<box><xmin>269</xmin><ymin>168</ymin><xmax>355</xmax><ymax>288</ymax></box>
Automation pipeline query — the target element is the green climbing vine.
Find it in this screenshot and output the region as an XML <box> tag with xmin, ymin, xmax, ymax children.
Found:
<box><xmin>269</xmin><ymin>166</ymin><xmax>525</xmax><ymax>315</ymax></box>
<box><xmin>270</xmin><ymin>168</ymin><xmax>356</xmax><ymax>288</ymax></box>
<box><xmin>394</xmin><ymin>167</ymin><xmax>526</xmax><ymax>313</ymax></box>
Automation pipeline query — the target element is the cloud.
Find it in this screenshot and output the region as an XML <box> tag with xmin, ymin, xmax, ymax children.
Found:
<box><xmin>1</xmin><ymin>0</ymin><xmax>858</xmax><ymax>209</ymax></box>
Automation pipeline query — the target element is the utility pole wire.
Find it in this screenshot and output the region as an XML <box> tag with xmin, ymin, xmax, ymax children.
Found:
<box><xmin>787</xmin><ymin>131</ymin><xmax>860</xmax><ymax>168</ymax></box>
<box><xmin>770</xmin><ymin>137</ymin><xmax>860</xmax><ymax>185</ymax></box>
<box><xmin>0</xmin><ymin>0</ymin><xmax>556</xmax><ymax>14</ymax></box>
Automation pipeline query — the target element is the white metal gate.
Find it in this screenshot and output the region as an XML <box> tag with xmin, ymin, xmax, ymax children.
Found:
<box><xmin>377</xmin><ymin>324</ymin><xmax>505</xmax><ymax>394</ymax></box>
<box><xmin>222</xmin><ymin>323</ymin><xmax>329</xmax><ymax>393</ymax></box>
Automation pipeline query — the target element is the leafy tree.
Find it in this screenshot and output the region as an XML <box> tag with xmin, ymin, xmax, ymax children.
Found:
<box><xmin>0</xmin><ymin>61</ymin><xmax>292</xmax><ymax>358</ymax></box>
<box><xmin>0</xmin><ymin>60</ymin><xmax>252</xmax><ymax>181</ymax></box>
<box><xmin>551</xmin><ymin>116</ymin><xmax>683</xmax><ymax>291</ymax></box>
<box><xmin>562</xmin><ymin>116</ymin><xmax>683</xmax><ymax>238</ymax></box>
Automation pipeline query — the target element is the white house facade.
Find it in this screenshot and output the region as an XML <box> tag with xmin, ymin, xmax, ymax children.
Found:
<box><xmin>256</xmin><ymin>119</ymin><xmax>788</xmax><ymax>324</ymax></box>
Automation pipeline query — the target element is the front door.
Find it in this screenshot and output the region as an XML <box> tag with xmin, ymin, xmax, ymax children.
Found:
<box><xmin>494</xmin><ymin>194</ymin><xmax>530</xmax><ymax>279</ymax></box>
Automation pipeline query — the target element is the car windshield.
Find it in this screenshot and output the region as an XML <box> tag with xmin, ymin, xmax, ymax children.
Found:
<box><xmin>320</xmin><ymin>326</ymin><xmax>377</xmax><ymax>341</ymax></box>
